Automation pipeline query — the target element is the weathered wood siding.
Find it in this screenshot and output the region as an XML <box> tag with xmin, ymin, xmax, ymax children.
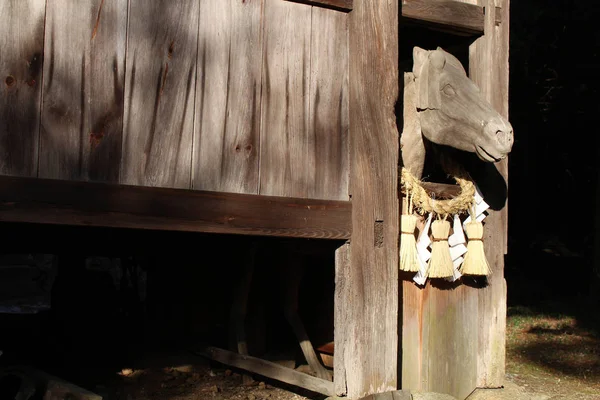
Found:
<box><xmin>1</xmin><ymin>0</ymin><xmax>349</xmax><ymax>201</ymax></box>
<box><xmin>193</xmin><ymin>0</ymin><xmax>263</xmax><ymax>194</ymax></box>
<box><xmin>122</xmin><ymin>0</ymin><xmax>199</xmax><ymax>188</ymax></box>
<box><xmin>0</xmin><ymin>1</ymin><xmax>46</xmax><ymax>177</ymax></box>
<box><xmin>40</xmin><ymin>0</ymin><xmax>127</xmax><ymax>182</ymax></box>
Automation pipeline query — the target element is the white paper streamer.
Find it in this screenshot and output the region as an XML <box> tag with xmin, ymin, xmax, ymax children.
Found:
<box><xmin>413</xmin><ymin>213</ymin><xmax>433</xmax><ymax>286</ymax></box>
<box><xmin>447</xmin><ymin>214</ymin><xmax>467</xmax><ymax>282</ymax></box>
<box><xmin>463</xmin><ymin>185</ymin><xmax>490</xmax><ymax>226</ymax></box>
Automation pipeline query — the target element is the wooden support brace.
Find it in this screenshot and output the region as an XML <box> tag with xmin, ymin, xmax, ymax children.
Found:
<box><xmin>198</xmin><ymin>346</ymin><xmax>334</xmax><ymax>397</ymax></box>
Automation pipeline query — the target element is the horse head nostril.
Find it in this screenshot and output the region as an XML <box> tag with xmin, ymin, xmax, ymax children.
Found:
<box><xmin>496</xmin><ymin>129</ymin><xmax>514</xmax><ymax>150</ymax></box>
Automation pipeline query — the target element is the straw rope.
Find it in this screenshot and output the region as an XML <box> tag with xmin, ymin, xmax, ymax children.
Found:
<box><xmin>400</xmin><ymin>163</ymin><xmax>476</xmax><ymax>216</ymax></box>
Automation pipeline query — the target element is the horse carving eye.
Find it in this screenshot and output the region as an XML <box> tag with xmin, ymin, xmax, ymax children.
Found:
<box><xmin>442</xmin><ymin>84</ymin><xmax>456</xmax><ymax>97</ymax></box>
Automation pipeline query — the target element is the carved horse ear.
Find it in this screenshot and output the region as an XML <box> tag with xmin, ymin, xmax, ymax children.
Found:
<box><xmin>413</xmin><ymin>47</ymin><xmax>433</xmax><ymax>109</ymax></box>
<box><xmin>413</xmin><ymin>47</ymin><xmax>445</xmax><ymax>110</ymax></box>
<box><xmin>430</xmin><ymin>49</ymin><xmax>447</xmax><ymax>71</ymax></box>
<box><xmin>412</xmin><ymin>47</ymin><xmax>428</xmax><ymax>78</ymax></box>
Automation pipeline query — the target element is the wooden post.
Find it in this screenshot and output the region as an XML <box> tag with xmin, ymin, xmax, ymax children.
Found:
<box><xmin>469</xmin><ymin>0</ymin><xmax>510</xmax><ymax>388</ymax></box>
<box><xmin>340</xmin><ymin>1</ymin><xmax>400</xmax><ymax>398</ymax></box>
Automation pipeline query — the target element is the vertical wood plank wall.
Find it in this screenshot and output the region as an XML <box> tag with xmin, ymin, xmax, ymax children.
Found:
<box><xmin>0</xmin><ymin>1</ymin><xmax>45</xmax><ymax>178</ymax></box>
<box><xmin>40</xmin><ymin>0</ymin><xmax>127</xmax><ymax>182</ymax></box>
<box><xmin>401</xmin><ymin>0</ymin><xmax>511</xmax><ymax>398</ymax></box>
<box><xmin>193</xmin><ymin>0</ymin><xmax>263</xmax><ymax>194</ymax></box>
<box><xmin>1</xmin><ymin>0</ymin><xmax>349</xmax><ymax>202</ymax></box>
<box><xmin>121</xmin><ymin>0</ymin><xmax>199</xmax><ymax>188</ymax></box>
<box><xmin>260</xmin><ymin>0</ymin><xmax>312</xmax><ymax>197</ymax></box>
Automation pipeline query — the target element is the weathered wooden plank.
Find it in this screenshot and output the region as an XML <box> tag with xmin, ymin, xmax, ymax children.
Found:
<box><xmin>39</xmin><ymin>0</ymin><xmax>127</xmax><ymax>182</ymax></box>
<box><xmin>426</xmin><ymin>285</ymin><xmax>479</xmax><ymax>399</ymax></box>
<box><xmin>334</xmin><ymin>243</ymin><xmax>350</xmax><ymax>396</ymax></box>
<box><xmin>309</xmin><ymin>7</ymin><xmax>349</xmax><ymax>200</ymax></box>
<box><xmin>0</xmin><ymin>175</ymin><xmax>352</xmax><ymax>240</ymax></box>
<box><xmin>402</xmin><ymin>222</ymin><xmax>480</xmax><ymax>400</ymax></box>
<box><xmin>345</xmin><ymin>0</ymin><xmax>399</xmax><ymax>398</ymax></box>
<box><xmin>0</xmin><ymin>1</ymin><xmax>45</xmax><ymax>178</ymax></box>
<box><xmin>121</xmin><ymin>0</ymin><xmax>199</xmax><ymax>188</ymax></box>
<box><xmin>469</xmin><ymin>0</ymin><xmax>509</xmax><ymax>388</ymax></box>
<box><xmin>199</xmin><ymin>346</ymin><xmax>335</xmax><ymax>396</ymax></box>
<box><xmin>401</xmin><ymin>279</ymin><xmax>426</xmax><ymax>390</ymax></box>
<box><xmin>401</xmin><ymin>0</ymin><xmax>500</xmax><ymax>35</ymax></box>
<box><xmin>285</xmin><ymin>0</ymin><xmax>353</xmax><ymax>12</ymax></box>
<box><xmin>492</xmin><ymin>1</ymin><xmax>509</xmax><ymax>256</ymax></box>
<box><xmin>193</xmin><ymin>0</ymin><xmax>262</xmax><ymax>194</ymax></box>
<box><xmin>259</xmin><ymin>0</ymin><xmax>312</xmax><ymax>198</ymax></box>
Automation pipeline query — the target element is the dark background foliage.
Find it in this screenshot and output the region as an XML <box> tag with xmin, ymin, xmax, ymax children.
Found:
<box><xmin>507</xmin><ymin>0</ymin><xmax>600</xmax><ymax>304</ymax></box>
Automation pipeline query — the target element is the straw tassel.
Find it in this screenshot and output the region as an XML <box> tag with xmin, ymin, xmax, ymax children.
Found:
<box><xmin>461</xmin><ymin>220</ymin><xmax>491</xmax><ymax>276</ymax></box>
<box><xmin>400</xmin><ymin>214</ymin><xmax>420</xmax><ymax>272</ymax></box>
<box><xmin>428</xmin><ymin>219</ymin><xmax>454</xmax><ymax>279</ymax></box>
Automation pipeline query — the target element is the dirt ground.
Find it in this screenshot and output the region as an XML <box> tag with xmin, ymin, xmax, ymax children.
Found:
<box><xmin>502</xmin><ymin>304</ymin><xmax>600</xmax><ymax>400</ymax></box>
<box><xmin>90</xmin><ymin>350</ymin><xmax>324</xmax><ymax>400</ymax></box>
<box><xmin>86</xmin><ymin>303</ymin><xmax>599</xmax><ymax>400</ymax></box>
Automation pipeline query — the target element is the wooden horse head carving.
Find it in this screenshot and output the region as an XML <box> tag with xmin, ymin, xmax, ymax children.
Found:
<box><xmin>402</xmin><ymin>47</ymin><xmax>514</xmax><ymax>177</ymax></box>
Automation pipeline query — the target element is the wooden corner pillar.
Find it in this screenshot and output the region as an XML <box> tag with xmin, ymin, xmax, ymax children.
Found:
<box><xmin>336</xmin><ymin>0</ymin><xmax>400</xmax><ymax>398</ymax></box>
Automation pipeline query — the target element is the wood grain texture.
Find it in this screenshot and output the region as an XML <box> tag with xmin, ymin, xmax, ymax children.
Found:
<box><xmin>400</xmin><ymin>278</ymin><xmax>425</xmax><ymax>390</ymax></box>
<box><xmin>199</xmin><ymin>346</ymin><xmax>335</xmax><ymax>396</ymax></box>
<box><xmin>309</xmin><ymin>7</ymin><xmax>349</xmax><ymax>200</ymax></box>
<box><xmin>39</xmin><ymin>0</ymin><xmax>127</xmax><ymax>182</ymax></box>
<box><xmin>400</xmin><ymin>73</ymin><xmax>426</xmax><ymax>177</ymax></box>
<box><xmin>425</xmin><ymin>284</ymin><xmax>479</xmax><ymax>399</ymax></box>
<box><xmin>285</xmin><ymin>0</ymin><xmax>353</xmax><ymax>12</ymax></box>
<box><xmin>193</xmin><ymin>0</ymin><xmax>262</xmax><ymax>194</ymax></box>
<box><xmin>345</xmin><ymin>0</ymin><xmax>399</xmax><ymax>398</ymax></box>
<box><xmin>0</xmin><ymin>175</ymin><xmax>351</xmax><ymax>240</ymax></box>
<box><xmin>334</xmin><ymin>243</ymin><xmax>350</xmax><ymax>396</ymax></box>
<box><xmin>0</xmin><ymin>1</ymin><xmax>45</xmax><ymax>177</ymax></box>
<box><xmin>121</xmin><ymin>0</ymin><xmax>199</xmax><ymax>188</ymax></box>
<box><xmin>470</xmin><ymin>0</ymin><xmax>509</xmax><ymax>388</ymax></box>
<box><xmin>402</xmin><ymin>220</ymin><xmax>479</xmax><ymax>400</ymax></box>
<box><xmin>400</xmin><ymin>0</ymin><xmax>501</xmax><ymax>35</ymax></box>
<box><xmin>259</xmin><ymin>0</ymin><xmax>312</xmax><ymax>198</ymax></box>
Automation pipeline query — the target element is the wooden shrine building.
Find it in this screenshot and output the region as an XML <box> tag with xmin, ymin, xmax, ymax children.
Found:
<box><xmin>0</xmin><ymin>0</ymin><xmax>510</xmax><ymax>399</ymax></box>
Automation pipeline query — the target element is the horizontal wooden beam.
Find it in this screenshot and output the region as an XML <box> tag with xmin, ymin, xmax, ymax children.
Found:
<box><xmin>0</xmin><ymin>175</ymin><xmax>351</xmax><ymax>240</ymax></box>
<box><xmin>285</xmin><ymin>0</ymin><xmax>352</xmax><ymax>12</ymax></box>
<box><xmin>198</xmin><ymin>346</ymin><xmax>334</xmax><ymax>397</ymax></box>
<box><xmin>401</xmin><ymin>0</ymin><xmax>502</xmax><ymax>35</ymax></box>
